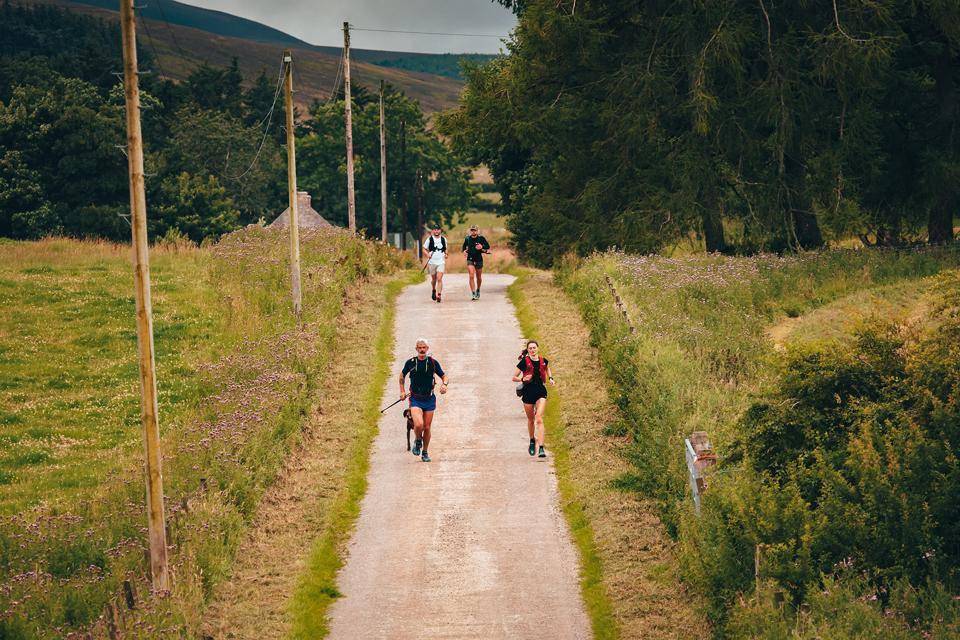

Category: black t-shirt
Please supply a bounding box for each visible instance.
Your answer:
[402,356,445,397]
[462,235,490,261]
[516,356,548,388]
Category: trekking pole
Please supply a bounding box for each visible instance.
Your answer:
[380,396,404,413]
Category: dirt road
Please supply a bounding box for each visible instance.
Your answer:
[328,273,590,639]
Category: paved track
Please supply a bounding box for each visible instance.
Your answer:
[328,273,590,639]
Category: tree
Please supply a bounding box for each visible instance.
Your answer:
[450,0,958,265]
[299,87,472,236]
[0,150,57,239]
[154,172,239,242]
[0,74,128,239]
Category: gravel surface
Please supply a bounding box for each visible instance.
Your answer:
[328,273,590,639]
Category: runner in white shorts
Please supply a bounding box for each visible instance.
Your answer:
[423,224,447,304]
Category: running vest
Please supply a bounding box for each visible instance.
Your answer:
[427,236,446,253]
[521,356,548,381]
[408,356,436,397]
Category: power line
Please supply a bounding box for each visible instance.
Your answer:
[229,56,286,180]
[327,49,344,103]
[154,0,191,64]
[349,26,507,38]
[136,10,168,79]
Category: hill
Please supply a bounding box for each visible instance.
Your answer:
[18,0,469,112]
[68,0,498,79]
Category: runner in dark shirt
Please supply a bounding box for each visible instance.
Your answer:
[461,225,490,300]
[511,340,555,458]
[399,338,449,462]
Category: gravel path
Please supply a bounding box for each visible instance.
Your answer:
[328,273,590,639]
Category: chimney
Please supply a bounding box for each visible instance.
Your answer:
[297,191,311,211]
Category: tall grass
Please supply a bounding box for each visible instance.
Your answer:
[0,230,409,638]
[557,245,960,636]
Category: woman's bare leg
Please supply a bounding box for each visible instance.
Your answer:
[523,402,536,439]
[534,398,547,446]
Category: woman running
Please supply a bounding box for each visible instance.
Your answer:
[512,340,555,458]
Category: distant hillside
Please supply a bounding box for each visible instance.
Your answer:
[368,53,496,80]
[20,0,468,112]
[69,0,496,79]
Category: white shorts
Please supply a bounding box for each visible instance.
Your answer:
[427,263,445,275]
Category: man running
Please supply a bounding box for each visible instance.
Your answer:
[423,224,447,303]
[461,224,490,300]
[399,338,449,462]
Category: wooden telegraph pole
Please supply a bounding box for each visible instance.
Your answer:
[343,21,357,233]
[416,168,424,262]
[282,50,303,318]
[119,0,169,593]
[379,79,388,243]
[399,118,407,250]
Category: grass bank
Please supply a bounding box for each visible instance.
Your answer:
[0,230,410,638]
[287,272,419,639]
[508,268,707,639]
[557,246,960,637]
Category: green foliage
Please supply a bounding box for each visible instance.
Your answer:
[447,1,960,265]
[0,2,470,244]
[155,172,240,242]
[560,249,960,636]
[300,87,473,235]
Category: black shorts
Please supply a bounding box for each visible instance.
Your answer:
[521,384,547,405]
[467,258,484,269]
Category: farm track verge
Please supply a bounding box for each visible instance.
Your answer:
[508,268,708,640]
[202,271,417,639]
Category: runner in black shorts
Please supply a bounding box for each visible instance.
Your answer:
[461,225,490,301]
[512,340,555,458]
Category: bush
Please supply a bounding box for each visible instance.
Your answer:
[559,249,960,637]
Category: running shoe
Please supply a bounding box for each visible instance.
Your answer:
[471,291,478,301]
[412,438,422,456]
[431,288,436,301]
[538,446,546,458]
[436,293,442,303]
[421,451,431,462]
[476,290,481,299]
[529,439,536,456]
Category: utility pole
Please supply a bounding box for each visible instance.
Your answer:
[283,50,302,318]
[119,0,169,593]
[379,79,388,243]
[416,168,424,262]
[343,21,357,233]
[399,118,407,250]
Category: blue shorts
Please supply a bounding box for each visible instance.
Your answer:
[409,395,437,412]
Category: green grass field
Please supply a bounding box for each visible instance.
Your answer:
[0,240,224,514]
[0,231,409,638]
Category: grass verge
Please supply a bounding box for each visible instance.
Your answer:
[288,271,421,639]
[0,231,410,638]
[508,267,708,639]
[507,268,616,640]
[557,246,960,637]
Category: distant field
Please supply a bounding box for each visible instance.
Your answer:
[443,211,513,272]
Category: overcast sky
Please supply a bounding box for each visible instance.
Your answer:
[180,0,516,54]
